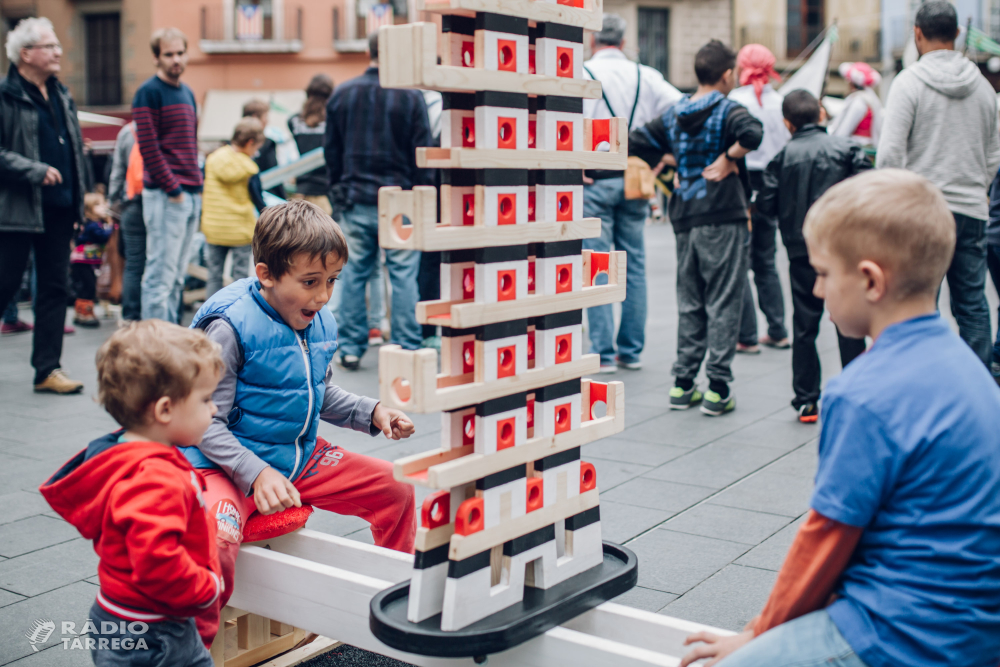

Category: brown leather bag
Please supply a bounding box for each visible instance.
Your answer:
[624,156,656,200]
[96,227,124,303]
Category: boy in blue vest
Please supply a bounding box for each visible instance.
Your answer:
[630,40,763,415]
[680,170,1000,667]
[185,199,417,644]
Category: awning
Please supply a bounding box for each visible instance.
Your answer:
[78,110,131,155]
[198,89,307,144]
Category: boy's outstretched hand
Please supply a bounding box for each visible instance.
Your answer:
[252,466,302,515]
[373,403,415,440]
[679,629,753,667]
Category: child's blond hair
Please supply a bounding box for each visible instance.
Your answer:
[803,169,956,299]
[96,320,224,429]
[84,192,106,221]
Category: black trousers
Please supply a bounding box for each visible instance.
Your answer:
[70,263,97,301]
[418,250,441,339]
[789,256,867,408]
[0,208,75,384]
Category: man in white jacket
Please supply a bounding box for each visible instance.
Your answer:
[877,0,1000,366]
[581,14,681,373]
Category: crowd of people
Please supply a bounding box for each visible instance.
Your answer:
[2,1,1000,666]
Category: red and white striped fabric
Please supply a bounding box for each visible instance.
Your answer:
[236,4,264,40]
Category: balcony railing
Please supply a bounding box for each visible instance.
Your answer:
[332,5,369,53]
[738,24,880,64]
[200,3,303,53]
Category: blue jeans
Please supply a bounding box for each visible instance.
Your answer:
[141,189,201,323]
[716,610,868,667]
[986,243,1000,365]
[88,601,213,667]
[582,177,649,365]
[336,204,421,358]
[119,198,145,321]
[944,213,991,365]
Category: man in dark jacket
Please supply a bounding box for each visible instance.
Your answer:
[0,17,87,394]
[630,40,762,416]
[757,90,870,421]
[324,32,432,370]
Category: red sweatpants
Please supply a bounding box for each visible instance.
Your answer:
[194,437,415,645]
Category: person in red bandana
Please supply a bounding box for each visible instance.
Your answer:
[830,62,883,149]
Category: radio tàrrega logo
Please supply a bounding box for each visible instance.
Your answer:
[25,619,56,652]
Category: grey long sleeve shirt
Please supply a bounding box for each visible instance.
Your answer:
[199,318,381,495]
[107,122,135,205]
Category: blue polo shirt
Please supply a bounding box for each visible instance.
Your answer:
[813,314,1000,667]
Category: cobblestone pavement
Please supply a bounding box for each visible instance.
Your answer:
[0,223,993,665]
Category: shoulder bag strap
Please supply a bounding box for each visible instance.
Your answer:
[628,62,641,130]
[583,64,618,119]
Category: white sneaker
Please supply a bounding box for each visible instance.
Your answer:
[598,363,618,374]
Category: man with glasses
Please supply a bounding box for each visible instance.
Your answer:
[0,17,87,394]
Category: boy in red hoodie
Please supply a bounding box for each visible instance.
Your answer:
[41,320,225,666]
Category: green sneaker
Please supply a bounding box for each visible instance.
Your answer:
[669,385,703,410]
[700,389,735,416]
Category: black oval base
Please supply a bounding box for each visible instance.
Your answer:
[369,541,637,658]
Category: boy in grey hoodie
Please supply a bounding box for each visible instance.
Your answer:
[876,0,1000,366]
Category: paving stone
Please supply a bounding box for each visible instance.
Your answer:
[661,504,792,546]
[600,477,714,514]
[642,441,785,490]
[7,644,95,666]
[590,459,653,492]
[0,516,81,558]
[583,437,688,467]
[735,515,808,571]
[660,564,778,632]
[0,588,25,608]
[305,509,371,537]
[0,492,53,527]
[597,500,673,544]
[344,528,376,545]
[626,529,749,595]
[715,418,818,453]
[709,471,814,517]
[611,586,678,613]
[0,581,98,663]
[621,410,759,449]
[764,442,819,478]
[0,455,68,495]
[0,539,99,597]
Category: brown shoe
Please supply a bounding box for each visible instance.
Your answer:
[73,299,100,328]
[34,369,84,394]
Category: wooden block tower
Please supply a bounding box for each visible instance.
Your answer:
[371,0,634,648]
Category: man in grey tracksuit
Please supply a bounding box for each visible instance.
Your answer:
[877,0,1000,366]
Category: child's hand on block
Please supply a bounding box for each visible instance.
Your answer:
[373,403,415,440]
[252,467,302,515]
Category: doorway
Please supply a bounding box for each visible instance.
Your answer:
[85,13,122,106]
[638,7,670,79]
[786,0,824,58]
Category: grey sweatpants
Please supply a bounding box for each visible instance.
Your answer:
[672,223,749,383]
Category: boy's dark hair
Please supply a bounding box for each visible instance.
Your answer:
[694,40,736,85]
[915,1,958,42]
[253,199,349,280]
[242,99,269,120]
[368,31,379,60]
[782,90,821,130]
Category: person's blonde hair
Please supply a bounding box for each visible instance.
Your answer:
[83,192,106,221]
[803,169,956,299]
[232,116,264,147]
[150,27,187,57]
[96,320,224,429]
[253,199,348,279]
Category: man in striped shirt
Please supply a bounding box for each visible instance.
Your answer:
[132,28,202,323]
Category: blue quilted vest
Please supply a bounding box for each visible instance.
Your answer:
[182,278,339,482]
[664,91,738,202]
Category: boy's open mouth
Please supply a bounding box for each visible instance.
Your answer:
[301,309,316,320]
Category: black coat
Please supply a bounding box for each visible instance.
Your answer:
[757,124,871,259]
[0,64,86,233]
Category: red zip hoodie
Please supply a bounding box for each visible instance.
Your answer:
[40,432,222,622]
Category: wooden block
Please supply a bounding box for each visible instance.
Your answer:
[257,637,342,667]
[394,381,624,489]
[379,344,598,413]
[417,0,603,31]
[448,489,599,560]
[378,23,602,98]
[417,146,626,170]
[416,251,626,327]
[237,613,270,650]
[415,522,456,551]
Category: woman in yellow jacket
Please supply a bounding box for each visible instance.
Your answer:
[201,117,264,297]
